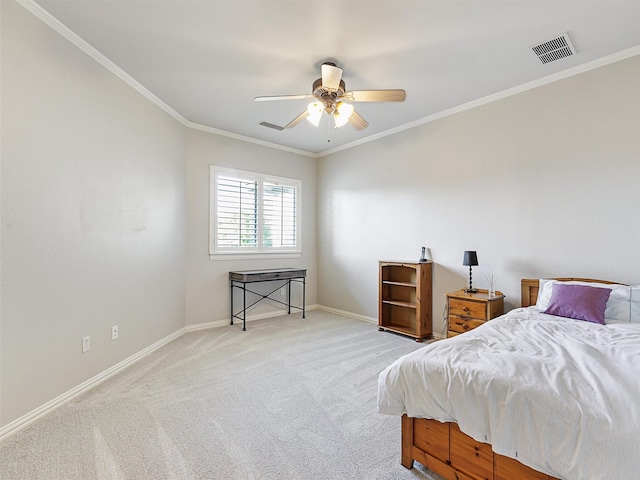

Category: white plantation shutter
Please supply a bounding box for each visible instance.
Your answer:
[263,182,297,248]
[216,175,258,248]
[210,167,301,257]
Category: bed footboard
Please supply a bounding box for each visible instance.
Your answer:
[402,416,560,480]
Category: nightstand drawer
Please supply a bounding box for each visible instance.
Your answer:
[449,315,485,334]
[449,299,487,320]
[446,289,504,337]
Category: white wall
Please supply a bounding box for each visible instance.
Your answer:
[1,2,187,426]
[0,1,316,431]
[317,55,640,334]
[2,0,638,435]
[184,129,317,327]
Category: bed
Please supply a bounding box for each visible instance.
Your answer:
[378,278,640,480]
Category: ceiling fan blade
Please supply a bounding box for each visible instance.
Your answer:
[254,94,313,102]
[348,110,369,130]
[345,89,406,102]
[321,63,343,90]
[284,110,309,129]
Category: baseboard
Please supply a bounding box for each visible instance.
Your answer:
[0,305,320,441]
[0,327,185,442]
[184,304,319,332]
[315,305,445,340]
[1,303,430,441]
[315,305,377,324]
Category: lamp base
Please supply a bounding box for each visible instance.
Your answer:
[464,288,478,293]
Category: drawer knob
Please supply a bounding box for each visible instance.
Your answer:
[462,307,470,313]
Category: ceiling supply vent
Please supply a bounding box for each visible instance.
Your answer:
[259,121,284,131]
[531,32,577,64]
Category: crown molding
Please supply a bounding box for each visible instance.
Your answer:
[186,121,318,158]
[16,0,640,160]
[319,45,640,157]
[15,0,320,158]
[16,0,190,125]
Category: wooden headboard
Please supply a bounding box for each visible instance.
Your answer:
[521,278,623,307]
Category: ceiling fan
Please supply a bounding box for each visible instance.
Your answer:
[255,62,406,131]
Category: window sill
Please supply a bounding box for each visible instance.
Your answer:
[209,252,302,261]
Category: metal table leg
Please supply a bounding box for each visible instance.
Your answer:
[242,283,247,331]
[230,280,234,325]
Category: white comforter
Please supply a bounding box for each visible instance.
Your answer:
[377,307,640,480]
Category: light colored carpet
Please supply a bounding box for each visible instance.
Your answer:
[0,310,445,480]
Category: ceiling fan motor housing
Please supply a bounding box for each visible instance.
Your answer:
[312,77,346,95]
[312,77,346,113]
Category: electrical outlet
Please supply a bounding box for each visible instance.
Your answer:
[111,325,119,340]
[82,336,91,353]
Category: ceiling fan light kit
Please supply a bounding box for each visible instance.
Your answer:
[334,101,354,128]
[306,101,323,127]
[255,61,406,131]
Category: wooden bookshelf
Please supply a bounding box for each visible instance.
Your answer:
[379,261,433,341]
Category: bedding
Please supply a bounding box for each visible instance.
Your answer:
[377,307,640,479]
[631,285,640,322]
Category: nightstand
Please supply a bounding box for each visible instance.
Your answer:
[446,289,504,338]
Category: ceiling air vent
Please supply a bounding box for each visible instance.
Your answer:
[259,121,284,131]
[531,32,577,64]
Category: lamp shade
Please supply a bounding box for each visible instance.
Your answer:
[463,251,478,267]
[321,63,343,90]
[334,101,354,128]
[306,102,323,127]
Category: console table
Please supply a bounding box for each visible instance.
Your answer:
[229,268,307,331]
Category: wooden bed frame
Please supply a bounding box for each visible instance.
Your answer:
[401,277,620,480]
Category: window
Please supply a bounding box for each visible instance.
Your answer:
[210,167,301,258]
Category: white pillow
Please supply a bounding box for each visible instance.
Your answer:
[631,286,640,323]
[535,279,631,323]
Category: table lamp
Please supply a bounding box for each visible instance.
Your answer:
[463,251,478,293]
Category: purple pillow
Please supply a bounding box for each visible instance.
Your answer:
[543,283,612,325]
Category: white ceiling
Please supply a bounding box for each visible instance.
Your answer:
[27,0,640,156]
